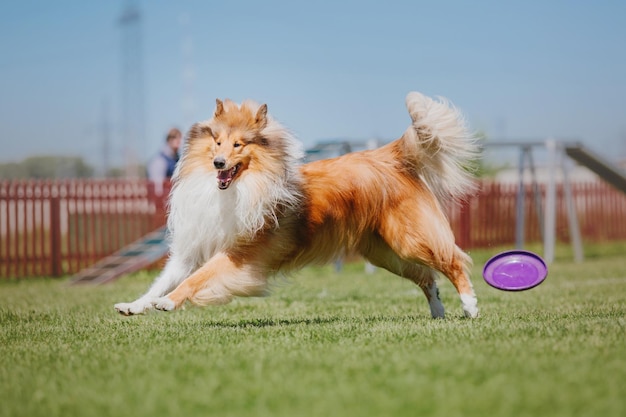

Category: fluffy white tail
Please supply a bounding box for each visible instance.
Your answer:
[402,92,478,205]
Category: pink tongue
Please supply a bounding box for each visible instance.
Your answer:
[217,170,231,180]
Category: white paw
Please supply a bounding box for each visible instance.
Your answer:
[114,299,155,316]
[463,305,479,319]
[152,296,176,312]
[460,293,479,318]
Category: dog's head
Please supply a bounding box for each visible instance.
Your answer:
[182,99,279,190]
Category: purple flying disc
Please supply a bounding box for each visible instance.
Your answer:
[482,250,547,291]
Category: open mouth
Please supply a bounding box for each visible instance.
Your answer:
[216,163,242,190]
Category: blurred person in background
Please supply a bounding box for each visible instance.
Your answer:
[147,127,182,195]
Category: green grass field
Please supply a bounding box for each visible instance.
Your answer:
[1,242,625,417]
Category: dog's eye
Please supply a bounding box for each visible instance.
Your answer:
[216,141,221,146]
[233,143,241,148]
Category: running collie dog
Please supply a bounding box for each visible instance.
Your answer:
[115,92,479,318]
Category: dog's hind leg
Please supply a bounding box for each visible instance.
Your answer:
[404,266,446,319]
[371,241,477,318]
[375,206,479,318]
[394,244,477,318]
[152,252,267,311]
[415,247,478,319]
[438,247,478,318]
[418,273,446,319]
[360,237,445,318]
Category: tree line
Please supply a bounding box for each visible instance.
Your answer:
[0,156,133,179]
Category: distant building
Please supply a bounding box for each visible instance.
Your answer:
[305,139,383,162]
[494,164,602,184]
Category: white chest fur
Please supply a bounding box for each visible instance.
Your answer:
[167,170,300,267]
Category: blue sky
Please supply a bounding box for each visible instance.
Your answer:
[1,0,625,169]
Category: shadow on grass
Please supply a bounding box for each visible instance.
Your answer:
[197,314,461,329]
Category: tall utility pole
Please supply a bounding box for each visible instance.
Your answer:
[100,98,111,177]
[119,0,145,178]
[180,13,196,131]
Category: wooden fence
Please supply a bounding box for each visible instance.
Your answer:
[449,180,626,248]
[0,180,170,278]
[1,179,625,278]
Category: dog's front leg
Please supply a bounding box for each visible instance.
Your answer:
[115,255,189,316]
[152,252,253,311]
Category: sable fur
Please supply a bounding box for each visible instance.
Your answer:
[115,92,479,318]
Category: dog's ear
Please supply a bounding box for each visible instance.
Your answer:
[187,123,213,141]
[255,104,268,129]
[215,99,224,118]
[187,123,201,141]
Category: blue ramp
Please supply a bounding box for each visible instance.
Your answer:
[70,226,169,285]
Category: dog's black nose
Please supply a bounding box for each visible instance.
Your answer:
[214,157,226,169]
